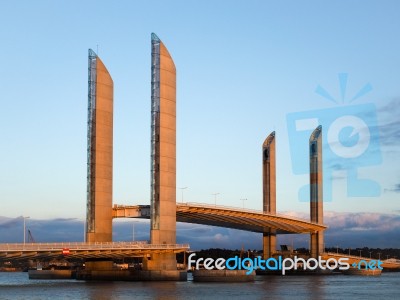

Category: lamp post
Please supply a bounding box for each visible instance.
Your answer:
[83,218,86,243]
[179,187,188,203]
[377,252,381,260]
[240,198,247,209]
[369,251,372,259]
[212,193,220,206]
[23,216,30,244]
[132,221,139,242]
[359,250,362,258]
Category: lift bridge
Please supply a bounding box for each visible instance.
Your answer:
[0,202,326,261]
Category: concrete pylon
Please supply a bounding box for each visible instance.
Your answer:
[309,126,324,258]
[144,33,177,271]
[86,49,113,243]
[262,131,276,259]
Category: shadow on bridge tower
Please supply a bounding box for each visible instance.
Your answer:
[309,126,324,258]
[262,131,276,259]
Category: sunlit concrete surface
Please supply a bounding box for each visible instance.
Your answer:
[146,33,177,271]
[86,49,114,243]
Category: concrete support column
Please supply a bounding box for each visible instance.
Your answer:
[263,233,276,259]
[309,126,324,258]
[262,132,276,258]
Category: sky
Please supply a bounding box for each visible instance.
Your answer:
[0,0,399,236]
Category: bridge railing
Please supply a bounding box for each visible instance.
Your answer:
[324,252,400,264]
[0,242,190,251]
[324,251,373,260]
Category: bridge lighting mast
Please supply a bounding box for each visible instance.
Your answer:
[23,216,30,245]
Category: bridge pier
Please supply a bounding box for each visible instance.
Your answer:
[262,132,276,259]
[309,126,324,258]
[263,233,276,259]
[143,253,177,271]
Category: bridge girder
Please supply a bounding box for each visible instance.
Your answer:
[112,203,327,234]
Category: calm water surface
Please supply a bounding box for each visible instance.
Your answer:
[0,272,399,300]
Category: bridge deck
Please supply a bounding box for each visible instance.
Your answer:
[322,252,400,270]
[0,242,189,261]
[113,203,327,234]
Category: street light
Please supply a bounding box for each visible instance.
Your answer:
[240,198,247,209]
[359,250,362,258]
[83,218,86,243]
[179,187,188,203]
[369,251,372,259]
[212,193,220,206]
[377,252,381,260]
[23,216,30,244]
[132,221,139,241]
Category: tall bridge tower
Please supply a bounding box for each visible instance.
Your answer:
[144,33,177,271]
[86,49,114,243]
[309,126,324,258]
[262,131,276,258]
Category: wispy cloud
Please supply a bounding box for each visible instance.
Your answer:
[378,98,400,147]
[0,216,23,229]
[378,98,400,114]
[385,183,400,193]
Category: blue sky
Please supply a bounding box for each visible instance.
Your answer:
[1,0,399,222]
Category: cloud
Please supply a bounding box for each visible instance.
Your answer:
[320,211,400,248]
[378,98,400,114]
[0,216,24,229]
[377,98,400,147]
[50,218,79,222]
[322,211,400,231]
[274,211,400,248]
[378,120,400,147]
[385,183,400,193]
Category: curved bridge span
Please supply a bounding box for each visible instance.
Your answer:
[112,203,327,234]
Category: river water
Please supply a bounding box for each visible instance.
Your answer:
[0,272,398,299]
